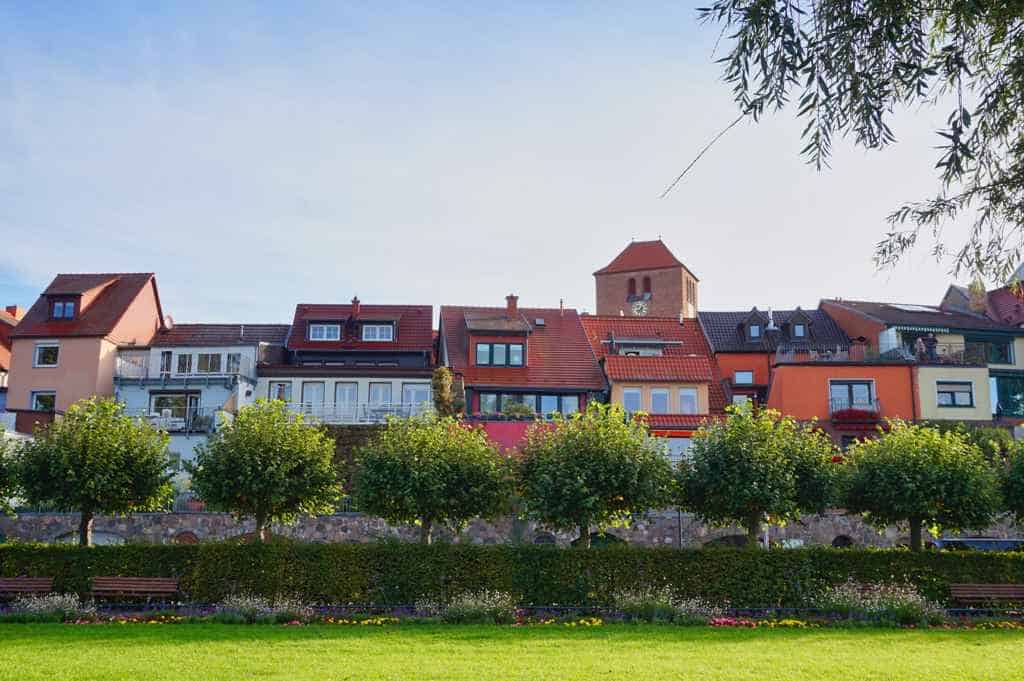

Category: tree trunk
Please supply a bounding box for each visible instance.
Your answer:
[419,518,433,545]
[908,517,923,552]
[577,523,591,549]
[254,511,269,543]
[745,513,762,548]
[78,510,94,547]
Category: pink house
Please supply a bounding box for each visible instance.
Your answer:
[7,273,164,432]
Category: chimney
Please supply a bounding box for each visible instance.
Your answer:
[679,312,685,326]
[559,298,565,317]
[164,315,175,330]
[505,294,518,319]
[351,296,361,317]
[4,305,24,320]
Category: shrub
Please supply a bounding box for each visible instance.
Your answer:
[613,586,725,624]
[6,593,96,622]
[215,594,314,624]
[432,590,518,625]
[814,579,947,626]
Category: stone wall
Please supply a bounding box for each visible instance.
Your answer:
[2,510,1018,548]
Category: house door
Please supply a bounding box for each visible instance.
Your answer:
[301,382,325,416]
[334,382,358,421]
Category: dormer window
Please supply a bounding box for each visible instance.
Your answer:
[793,323,806,338]
[309,323,341,341]
[362,324,394,341]
[51,300,75,320]
[749,324,761,339]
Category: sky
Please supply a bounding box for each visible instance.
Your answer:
[0,2,987,323]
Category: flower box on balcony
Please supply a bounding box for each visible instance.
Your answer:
[831,407,879,422]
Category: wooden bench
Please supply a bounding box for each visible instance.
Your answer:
[0,577,54,599]
[91,577,179,602]
[950,583,1024,606]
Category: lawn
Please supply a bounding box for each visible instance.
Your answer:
[1,624,1023,681]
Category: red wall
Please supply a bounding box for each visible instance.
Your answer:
[766,364,916,421]
[714,352,772,386]
[820,301,887,349]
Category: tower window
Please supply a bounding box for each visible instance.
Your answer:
[627,278,636,297]
[642,276,651,295]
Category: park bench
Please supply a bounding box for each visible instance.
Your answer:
[91,576,179,602]
[949,584,1024,606]
[0,577,54,599]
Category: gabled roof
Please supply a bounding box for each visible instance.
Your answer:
[984,286,1024,326]
[698,308,849,353]
[286,303,433,352]
[823,299,1024,334]
[441,305,606,391]
[593,239,698,279]
[154,323,291,347]
[12,273,162,339]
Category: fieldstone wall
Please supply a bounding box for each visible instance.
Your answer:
[2,510,1019,548]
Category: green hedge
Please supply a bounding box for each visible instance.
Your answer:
[2,543,1022,606]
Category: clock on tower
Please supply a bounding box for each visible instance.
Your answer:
[631,300,649,316]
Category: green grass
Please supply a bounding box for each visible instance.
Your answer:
[1,624,1023,681]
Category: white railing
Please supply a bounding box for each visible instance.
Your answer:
[284,402,432,424]
[115,354,255,381]
[123,407,230,434]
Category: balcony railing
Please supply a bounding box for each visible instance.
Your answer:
[284,402,432,424]
[115,354,256,381]
[829,398,881,421]
[905,342,990,366]
[124,407,226,434]
[775,344,913,363]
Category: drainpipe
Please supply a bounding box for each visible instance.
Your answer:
[909,364,919,421]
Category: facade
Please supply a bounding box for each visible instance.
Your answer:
[0,305,24,411]
[6,273,164,432]
[594,239,699,318]
[821,299,1024,423]
[113,323,290,464]
[439,295,606,421]
[580,314,726,463]
[255,298,435,423]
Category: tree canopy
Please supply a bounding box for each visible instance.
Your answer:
[352,414,510,544]
[517,402,673,548]
[696,1,1024,281]
[188,400,340,541]
[0,431,17,516]
[845,420,1003,551]
[677,405,839,546]
[18,397,173,545]
[1004,444,1024,524]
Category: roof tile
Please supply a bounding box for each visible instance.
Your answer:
[287,303,434,353]
[593,239,697,279]
[698,308,849,353]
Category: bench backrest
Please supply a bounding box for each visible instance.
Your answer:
[91,577,179,595]
[0,577,55,594]
[950,584,1024,601]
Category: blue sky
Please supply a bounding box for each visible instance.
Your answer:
[0,2,979,323]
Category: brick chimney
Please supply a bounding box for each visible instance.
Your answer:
[351,296,361,317]
[505,294,519,319]
[4,305,25,320]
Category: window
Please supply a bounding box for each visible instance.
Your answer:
[987,340,1013,364]
[362,324,394,341]
[159,351,172,377]
[226,353,241,374]
[269,381,292,401]
[830,380,874,410]
[301,381,325,406]
[560,395,579,414]
[309,323,341,341]
[33,343,59,367]
[686,279,696,304]
[369,382,392,405]
[403,383,431,405]
[665,438,692,467]
[519,395,537,413]
[335,382,358,405]
[150,394,198,419]
[176,354,192,374]
[475,343,524,367]
[642,276,652,294]
[51,300,75,319]
[732,394,752,406]
[679,388,698,414]
[476,343,491,365]
[992,374,1024,416]
[508,344,524,366]
[30,391,56,411]
[793,323,806,338]
[650,389,670,414]
[196,353,222,373]
[539,395,560,415]
[937,381,974,407]
[622,388,642,413]
[749,324,761,339]
[480,393,498,414]
[734,370,754,385]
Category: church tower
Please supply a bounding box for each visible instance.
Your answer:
[593,239,698,318]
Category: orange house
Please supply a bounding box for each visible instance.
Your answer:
[7,273,164,431]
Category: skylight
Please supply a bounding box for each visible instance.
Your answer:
[888,304,941,313]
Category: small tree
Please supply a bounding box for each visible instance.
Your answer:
[0,431,16,515]
[517,402,673,548]
[1001,444,1024,525]
[188,400,340,541]
[18,397,173,546]
[845,421,1003,551]
[431,367,456,417]
[352,414,510,544]
[677,405,839,547]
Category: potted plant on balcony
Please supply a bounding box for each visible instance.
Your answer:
[831,407,878,422]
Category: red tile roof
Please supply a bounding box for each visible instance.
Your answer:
[0,311,16,372]
[286,303,434,352]
[155,323,291,347]
[986,286,1024,326]
[440,305,606,390]
[12,273,161,339]
[593,239,697,279]
[646,414,721,429]
[604,355,713,382]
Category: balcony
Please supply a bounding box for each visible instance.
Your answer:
[115,354,256,382]
[283,402,432,424]
[125,407,226,434]
[905,342,990,367]
[775,344,912,364]
[829,398,881,422]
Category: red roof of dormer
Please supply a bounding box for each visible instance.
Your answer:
[286,303,434,352]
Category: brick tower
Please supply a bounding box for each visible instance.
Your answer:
[594,239,698,318]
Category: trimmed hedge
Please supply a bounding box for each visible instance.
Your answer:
[2,543,1022,606]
